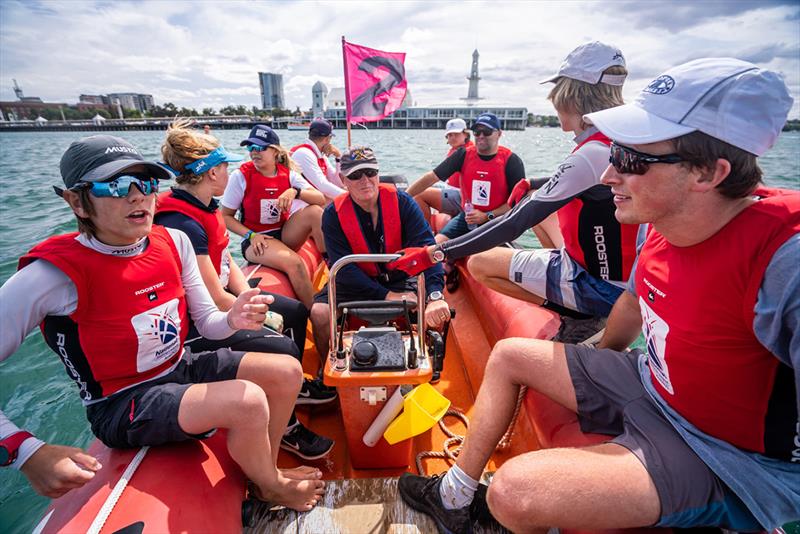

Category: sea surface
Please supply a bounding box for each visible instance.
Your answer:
[0,127,798,532]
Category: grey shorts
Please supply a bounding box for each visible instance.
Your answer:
[565,345,760,530]
[440,187,462,216]
[86,346,245,449]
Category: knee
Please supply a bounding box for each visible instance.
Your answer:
[237,380,270,424]
[275,355,304,391]
[487,459,546,530]
[487,338,547,376]
[467,252,490,281]
[310,303,330,331]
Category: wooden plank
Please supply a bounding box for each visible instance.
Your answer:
[245,477,511,534]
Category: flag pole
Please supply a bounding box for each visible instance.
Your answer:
[341,36,353,148]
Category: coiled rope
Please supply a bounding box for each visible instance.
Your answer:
[415,385,528,475]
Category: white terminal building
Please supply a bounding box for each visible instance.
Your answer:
[317,49,527,130]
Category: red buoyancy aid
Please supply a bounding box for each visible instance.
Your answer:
[445,140,474,188]
[459,145,511,212]
[635,187,800,453]
[334,184,402,277]
[557,131,638,281]
[239,160,291,233]
[291,144,328,185]
[18,225,189,398]
[157,190,231,287]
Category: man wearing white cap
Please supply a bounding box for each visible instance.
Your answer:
[412,118,473,223]
[397,58,798,533]
[392,42,639,344]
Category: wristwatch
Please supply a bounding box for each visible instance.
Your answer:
[487,211,495,220]
[432,246,445,263]
[293,186,302,198]
[427,290,444,302]
[0,431,33,467]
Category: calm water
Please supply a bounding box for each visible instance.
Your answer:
[0,128,798,532]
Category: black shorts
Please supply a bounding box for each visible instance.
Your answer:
[241,228,283,257]
[565,345,760,530]
[86,347,244,449]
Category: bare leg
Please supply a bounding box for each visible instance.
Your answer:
[310,302,331,362]
[414,188,444,224]
[247,239,315,308]
[282,205,326,254]
[454,338,576,481]
[467,248,546,305]
[177,352,324,511]
[531,212,563,249]
[488,444,659,532]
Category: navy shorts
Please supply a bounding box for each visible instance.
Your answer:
[565,345,761,530]
[438,211,478,239]
[86,347,244,449]
[241,228,283,258]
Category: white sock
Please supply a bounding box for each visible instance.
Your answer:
[438,464,479,510]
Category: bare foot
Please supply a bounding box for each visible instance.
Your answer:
[280,466,322,480]
[255,476,325,512]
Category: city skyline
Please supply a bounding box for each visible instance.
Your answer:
[1,0,798,118]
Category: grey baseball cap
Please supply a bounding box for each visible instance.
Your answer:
[59,135,173,190]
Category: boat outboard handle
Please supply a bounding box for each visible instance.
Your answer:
[328,254,426,369]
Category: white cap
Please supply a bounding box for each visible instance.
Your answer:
[584,58,794,156]
[445,118,467,135]
[540,41,626,86]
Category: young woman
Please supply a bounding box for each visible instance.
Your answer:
[221,125,326,309]
[412,118,473,223]
[156,121,335,460]
[1,135,324,511]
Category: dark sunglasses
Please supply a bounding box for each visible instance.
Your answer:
[346,168,379,181]
[473,128,495,137]
[75,174,160,198]
[609,142,684,175]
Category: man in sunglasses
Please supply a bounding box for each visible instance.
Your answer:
[309,146,449,365]
[0,136,325,511]
[397,59,798,533]
[406,112,525,242]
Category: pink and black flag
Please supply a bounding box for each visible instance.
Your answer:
[342,38,407,123]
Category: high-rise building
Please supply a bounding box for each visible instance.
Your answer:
[311,81,328,118]
[259,72,285,110]
[106,93,154,113]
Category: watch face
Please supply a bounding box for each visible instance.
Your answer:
[433,249,445,262]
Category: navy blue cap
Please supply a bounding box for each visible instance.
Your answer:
[309,118,334,137]
[240,124,280,147]
[473,112,501,131]
[59,135,173,189]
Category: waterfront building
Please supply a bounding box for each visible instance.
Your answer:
[79,94,106,105]
[259,72,285,110]
[464,49,482,102]
[312,81,328,118]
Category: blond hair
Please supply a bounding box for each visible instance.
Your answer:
[268,143,301,173]
[548,65,626,125]
[161,119,220,185]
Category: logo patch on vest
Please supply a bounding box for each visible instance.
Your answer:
[640,298,673,394]
[131,298,182,372]
[148,292,158,302]
[260,199,281,224]
[471,179,491,207]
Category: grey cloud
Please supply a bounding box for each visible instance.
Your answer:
[615,0,799,32]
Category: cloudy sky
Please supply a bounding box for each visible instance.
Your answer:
[1,0,798,117]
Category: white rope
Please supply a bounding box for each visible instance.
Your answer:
[86,446,149,534]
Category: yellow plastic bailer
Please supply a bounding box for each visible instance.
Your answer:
[383,383,451,445]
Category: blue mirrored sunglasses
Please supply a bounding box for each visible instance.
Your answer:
[79,175,160,198]
[246,144,268,152]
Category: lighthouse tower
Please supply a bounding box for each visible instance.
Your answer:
[463,50,483,102]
